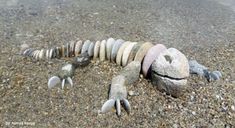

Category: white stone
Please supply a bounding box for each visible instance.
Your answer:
[99,40,106,61]
[93,41,101,59]
[121,42,137,66]
[106,38,115,61]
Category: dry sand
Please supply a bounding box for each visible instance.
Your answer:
[0,0,234,127]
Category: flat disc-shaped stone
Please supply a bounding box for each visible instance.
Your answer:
[142,44,167,77]
[49,48,54,59]
[93,41,101,59]
[106,38,115,61]
[88,42,94,57]
[122,42,137,66]
[127,43,142,63]
[34,50,40,60]
[31,50,37,58]
[116,41,131,65]
[111,39,124,62]
[65,43,70,57]
[75,40,83,56]
[134,42,154,62]
[81,40,91,54]
[69,41,75,56]
[61,45,65,57]
[116,41,130,65]
[99,40,106,61]
[39,49,45,60]
[46,49,50,59]
[56,46,61,58]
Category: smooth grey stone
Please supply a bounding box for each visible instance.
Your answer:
[209,71,222,81]
[75,40,83,56]
[189,60,208,77]
[111,39,124,62]
[106,38,115,61]
[212,71,222,78]
[81,40,91,54]
[88,42,94,57]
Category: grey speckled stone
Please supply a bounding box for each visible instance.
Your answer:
[152,73,187,97]
[111,39,124,62]
[151,48,189,97]
[152,48,189,78]
[127,43,142,64]
[120,61,141,85]
[81,40,91,54]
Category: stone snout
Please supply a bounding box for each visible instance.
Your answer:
[151,48,189,98]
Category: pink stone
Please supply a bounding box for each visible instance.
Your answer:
[142,44,167,77]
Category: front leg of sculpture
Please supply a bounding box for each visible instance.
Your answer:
[48,52,91,89]
[48,63,75,89]
[101,75,130,116]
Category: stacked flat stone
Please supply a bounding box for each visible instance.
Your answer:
[22,38,172,79]
[22,38,159,70]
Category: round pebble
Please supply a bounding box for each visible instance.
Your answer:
[122,42,137,66]
[142,44,167,77]
[81,40,91,54]
[88,42,95,57]
[93,41,101,59]
[99,40,106,61]
[116,41,131,65]
[75,40,83,56]
[106,38,115,61]
[134,42,154,62]
[111,39,124,62]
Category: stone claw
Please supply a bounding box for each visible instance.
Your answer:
[101,98,130,116]
[48,76,73,89]
[48,76,61,89]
